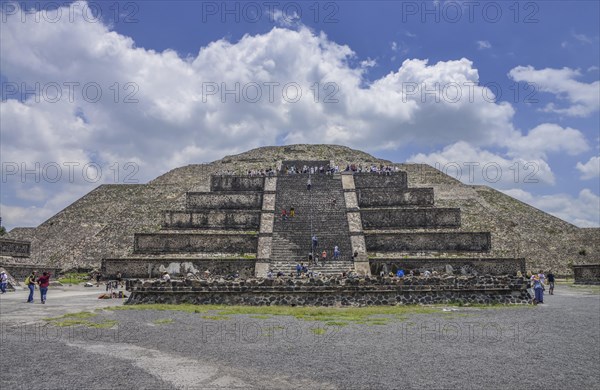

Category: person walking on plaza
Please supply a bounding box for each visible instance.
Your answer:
[0,271,7,294]
[25,271,37,303]
[37,272,51,304]
[547,270,555,295]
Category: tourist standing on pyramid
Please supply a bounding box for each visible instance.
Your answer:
[307,177,312,190]
[333,246,340,260]
[37,272,51,304]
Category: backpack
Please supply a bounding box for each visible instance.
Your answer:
[24,276,30,285]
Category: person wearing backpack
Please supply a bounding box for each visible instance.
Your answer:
[37,272,51,304]
[25,271,37,303]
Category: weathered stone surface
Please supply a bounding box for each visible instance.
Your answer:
[102,258,255,279]
[346,212,363,233]
[357,188,434,207]
[361,208,461,229]
[134,233,258,254]
[6,145,598,276]
[365,232,491,252]
[353,172,408,189]
[163,210,260,229]
[0,238,31,257]
[210,176,265,191]
[0,264,61,279]
[573,264,600,285]
[126,275,529,306]
[186,192,263,210]
[369,257,525,276]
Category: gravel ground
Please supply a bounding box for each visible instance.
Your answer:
[1,284,598,389]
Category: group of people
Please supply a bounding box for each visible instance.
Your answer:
[281,207,295,220]
[528,270,555,304]
[23,271,51,304]
[214,162,403,177]
[309,236,342,263]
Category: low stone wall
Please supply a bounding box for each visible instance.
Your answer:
[126,275,529,306]
[186,192,263,210]
[0,264,62,279]
[102,258,256,279]
[0,238,31,257]
[210,176,265,192]
[163,210,261,229]
[361,208,461,229]
[134,233,259,254]
[573,264,600,285]
[357,188,434,207]
[353,172,408,189]
[370,258,525,276]
[365,232,491,252]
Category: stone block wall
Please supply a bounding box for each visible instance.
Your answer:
[357,188,434,207]
[361,208,461,229]
[102,258,256,279]
[365,232,491,252]
[573,264,600,285]
[369,258,525,276]
[353,172,408,189]
[134,233,258,254]
[163,210,261,229]
[125,275,529,306]
[0,264,62,279]
[186,192,263,210]
[210,176,265,192]
[0,238,31,257]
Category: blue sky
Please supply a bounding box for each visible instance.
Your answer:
[1,0,599,229]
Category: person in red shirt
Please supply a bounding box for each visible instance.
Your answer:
[37,272,51,304]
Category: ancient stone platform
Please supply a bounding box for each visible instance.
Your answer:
[104,160,526,289]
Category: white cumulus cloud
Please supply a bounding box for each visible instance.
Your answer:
[508,65,600,117]
[576,156,600,180]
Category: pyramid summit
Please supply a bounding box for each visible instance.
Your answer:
[4,144,598,278]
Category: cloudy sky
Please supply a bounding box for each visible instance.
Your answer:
[1,0,599,230]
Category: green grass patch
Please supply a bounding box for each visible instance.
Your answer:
[152,318,174,325]
[311,327,327,335]
[87,320,118,329]
[201,315,230,321]
[324,321,349,327]
[249,315,272,319]
[44,311,117,328]
[109,303,524,327]
[57,272,89,285]
[44,311,97,321]
[110,304,213,314]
